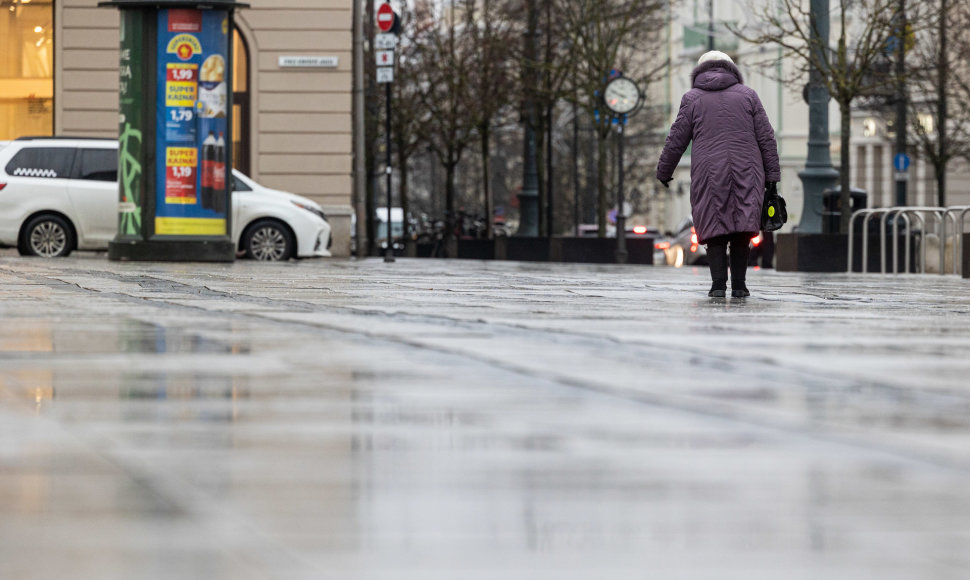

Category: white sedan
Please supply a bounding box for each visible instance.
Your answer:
[0,138,331,261]
[230,170,332,260]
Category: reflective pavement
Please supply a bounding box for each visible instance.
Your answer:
[1,253,970,579]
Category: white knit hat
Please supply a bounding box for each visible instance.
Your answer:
[697,50,735,65]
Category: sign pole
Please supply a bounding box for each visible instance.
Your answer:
[384,80,394,263]
[376,2,396,262]
[616,121,627,264]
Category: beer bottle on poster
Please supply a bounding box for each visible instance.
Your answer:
[214,132,226,213]
[201,131,216,210]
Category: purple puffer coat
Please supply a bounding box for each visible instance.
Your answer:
[656,60,780,244]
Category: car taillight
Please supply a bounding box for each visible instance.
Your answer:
[690,227,699,253]
[654,241,670,250]
[0,183,6,192]
[751,234,762,246]
[632,225,647,235]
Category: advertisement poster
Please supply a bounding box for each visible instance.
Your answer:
[155,8,228,236]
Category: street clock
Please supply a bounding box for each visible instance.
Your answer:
[603,76,641,116]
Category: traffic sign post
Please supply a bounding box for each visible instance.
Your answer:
[376,2,394,33]
[894,153,910,173]
[375,33,397,50]
[376,2,396,262]
[376,67,393,83]
[894,153,910,184]
[376,50,394,66]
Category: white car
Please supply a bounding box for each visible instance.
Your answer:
[0,137,331,261]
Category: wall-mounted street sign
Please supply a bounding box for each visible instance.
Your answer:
[375,33,397,50]
[376,67,394,84]
[376,50,394,67]
[278,55,338,68]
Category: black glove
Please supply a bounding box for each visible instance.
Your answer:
[765,181,778,198]
[658,177,672,189]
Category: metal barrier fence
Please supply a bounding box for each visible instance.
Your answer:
[848,206,970,275]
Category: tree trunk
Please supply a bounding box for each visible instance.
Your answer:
[536,112,547,237]
[397,149,410,242]
[596,132,609,237]
[839,102,852,234]
[445,153,457,250]
[481,124,493,240]
[937,0,948,207]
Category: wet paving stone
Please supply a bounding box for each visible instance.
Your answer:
[1,254,970,579]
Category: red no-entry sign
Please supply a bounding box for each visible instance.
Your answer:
[377,3,394,33]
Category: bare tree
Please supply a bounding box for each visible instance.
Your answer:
[906,0,970,205]
[391,3,431,240]
[557,0,668,237]
[410,1,481,249]
[733,0,898,233]
[955,1,970,168]
[465,0,517,239]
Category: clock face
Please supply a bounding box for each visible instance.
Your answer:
[604,77,640,115]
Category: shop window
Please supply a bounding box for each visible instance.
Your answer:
[0,0,54,140]
[232,29,250,175]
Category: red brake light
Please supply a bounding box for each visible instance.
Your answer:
[632,225,648,235]
[690,227,698,245]
[654,241,670,250]
[751,234,762,247]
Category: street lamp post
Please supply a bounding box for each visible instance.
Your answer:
[516,0,540,237]
[894,0,908,207]
[602,74,644,264]
[797,0,840,233]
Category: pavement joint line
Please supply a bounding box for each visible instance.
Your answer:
[13,262,970,472]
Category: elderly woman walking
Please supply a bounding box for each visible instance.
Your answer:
[656,51,780,298]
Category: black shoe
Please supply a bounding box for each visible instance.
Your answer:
[709,286,726,298]
[731,286,750,298]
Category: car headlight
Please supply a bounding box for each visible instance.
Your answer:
[291,201,328,222]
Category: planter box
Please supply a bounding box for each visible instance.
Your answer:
[457,239,496,260]
[557,237,615,263]
[418,236,655,265]
[506,237,550,262]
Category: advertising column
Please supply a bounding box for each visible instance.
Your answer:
[118,10,146,238]
[156,8,229,236]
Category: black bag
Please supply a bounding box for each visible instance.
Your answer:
[762,193,788,232]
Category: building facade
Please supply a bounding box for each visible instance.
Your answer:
[1,0,355,255]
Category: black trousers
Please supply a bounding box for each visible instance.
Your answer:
[706,232,756,284]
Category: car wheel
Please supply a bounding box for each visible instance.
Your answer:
[20,214,74,258]
[243,219,294,261]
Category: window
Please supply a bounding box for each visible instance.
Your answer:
[0,0,54,140]
[77,149,118,182]
[5,147,75,179]
[231,175,251,191]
